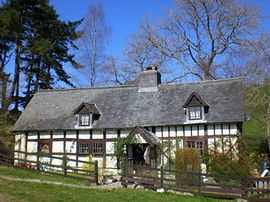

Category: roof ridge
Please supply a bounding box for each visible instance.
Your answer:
[161,77,244,87]
[37,84,138,92]
[37,77,244,93]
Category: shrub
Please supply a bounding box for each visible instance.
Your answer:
[174,148,200,184]
[174,147,200,172]
[208,153,253,177]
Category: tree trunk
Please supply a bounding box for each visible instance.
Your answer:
[0,73,8,111]
[14,44,21,110]
[3,41,22,112]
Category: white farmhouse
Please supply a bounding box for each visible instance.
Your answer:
[13,66,245,173]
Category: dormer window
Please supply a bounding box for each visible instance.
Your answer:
[80,114,91,126]
[189,106,202,120]
[73,102,101,128]
[183,92,209,122]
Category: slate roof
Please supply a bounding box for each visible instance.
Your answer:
[13,77,245,132]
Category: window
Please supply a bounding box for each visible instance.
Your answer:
[78,141,104,156]
[189,106,202,120]
[80,114,91,126]
[39,140,51,154]
[93,142,103,155]
[79,143,89,154]
[186,139,204,155]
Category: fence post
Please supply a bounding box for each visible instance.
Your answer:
[63,154,67,176]
[241,178,247,199]
[160,166,164,189]
[94,160,98,186]
[198,172,201,193]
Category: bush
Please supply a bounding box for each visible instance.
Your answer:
[175,147,200,172]
[174,148,200,184]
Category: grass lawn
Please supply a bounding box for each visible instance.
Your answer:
[0,165,235,202]
[0,165,92,186]
[0,180,234,202]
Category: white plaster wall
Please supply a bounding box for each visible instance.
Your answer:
[208,138,215,150]
[106,142,114,154]
[66,155,77,167]
[230,124,237,134]
[28,134,38,140]
[28,132,37,136]
[27,141,38,153]
[92,157,103,168]
[66,131,76,139]
[176,126,184,137]
[208,125,214,136]
[92,130,103,139]
[106,156,117,169]
[231,137,238,145]
[52,141,64,153]
[27,155,37,162]
[184,125,191,137]
[170,126,176,137]
[53,131,64,139]
[106,130,117,139]
[156,127,162,138]
[163,126,169,137]
[51,155,63,166]
[215,137,223,153]
[66,141,76,153]
[120,129,130,138]
[15,133,26,151]
[79,130,90,139]
[215,124,222,135]
[199,125,204,136]
[191,125,198,136]
[223,124,230,135]
[40,131,50,139]
[78,156,89,162]
[223,137,231,152]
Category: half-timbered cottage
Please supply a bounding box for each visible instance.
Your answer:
[13,67,245,174]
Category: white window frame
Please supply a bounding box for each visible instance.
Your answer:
[188,106,202,120]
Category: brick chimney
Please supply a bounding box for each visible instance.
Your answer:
[138,66,161,92]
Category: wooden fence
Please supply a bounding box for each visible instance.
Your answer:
[0,146,99,185]
[121,163,270,201]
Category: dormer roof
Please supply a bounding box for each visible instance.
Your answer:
[183,92,209,108]
[73,102,100,114]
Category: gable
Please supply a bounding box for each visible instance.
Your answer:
[183,92,208,108]
[73,103,100,115]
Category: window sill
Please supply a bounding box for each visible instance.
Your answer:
[75,125,93,129]
[184,119,207,124]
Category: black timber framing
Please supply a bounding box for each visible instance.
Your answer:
[76,130,79,167]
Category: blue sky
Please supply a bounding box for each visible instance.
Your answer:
[5,0,270,87]
[51,0,270,59]
[51,0,174,57]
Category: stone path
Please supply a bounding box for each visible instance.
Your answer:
[0,175,123,190]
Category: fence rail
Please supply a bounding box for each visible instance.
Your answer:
[0,146,98,185]
[121,163,270,201]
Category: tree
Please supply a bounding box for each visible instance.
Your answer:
[77,2,110,87]
[0,0,82,111]
[134,0,259,80]
[124,17,167,71]
[244,83,270,153]
[101,55,140,86]
[224,33,270,84]
[0,1,17,111]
